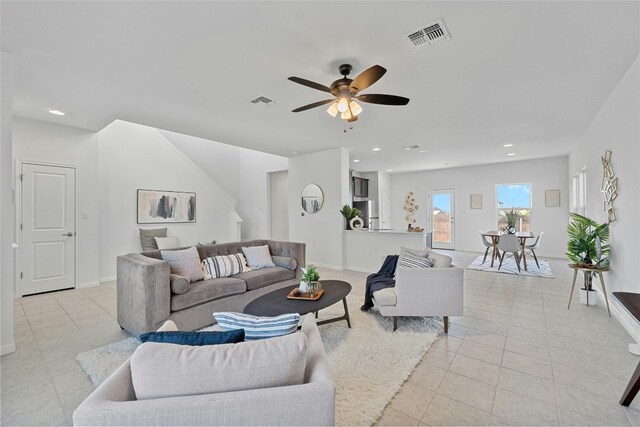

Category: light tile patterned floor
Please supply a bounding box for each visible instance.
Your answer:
[1,251,639,426]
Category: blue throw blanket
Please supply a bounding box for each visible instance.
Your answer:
[361,255,399,311]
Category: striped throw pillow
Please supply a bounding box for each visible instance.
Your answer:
[213,312,300,340]
[399,252,434,269]
[201,253,250,279]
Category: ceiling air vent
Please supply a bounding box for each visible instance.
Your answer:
[404,18,450,51]
[250,96,276,106]
[404,145,421,151]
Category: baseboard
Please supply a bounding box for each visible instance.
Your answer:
[99,276,116,283]
[344,265,375,274]
[308,262,344,271]
[77,281,100,289]
[1,342,16,355]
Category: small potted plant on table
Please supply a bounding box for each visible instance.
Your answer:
[301,265,321,296]
[566,213,610,304]
[340,205,362,230]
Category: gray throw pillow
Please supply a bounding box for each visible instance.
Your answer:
[139,228,167,251]
[161,246,204,282]
[241,245,276,269]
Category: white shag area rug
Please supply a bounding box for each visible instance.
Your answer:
[76,287,441,426]
[466,255,554,278]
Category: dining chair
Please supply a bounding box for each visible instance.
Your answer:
[525,231,544,268]
[497,233,522,272]
[478,230,493,264]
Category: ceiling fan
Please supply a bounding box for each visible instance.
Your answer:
[288,64,410,123]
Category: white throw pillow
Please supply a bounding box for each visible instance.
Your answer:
[130,332,308,400]
[201,253,251,279]
[155,236,179,250]
[241,245,276,269]
[160,246,203,282]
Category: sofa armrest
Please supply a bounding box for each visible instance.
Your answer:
[394,267,464,317]
[117,254,171,337]
[267,240,306,278]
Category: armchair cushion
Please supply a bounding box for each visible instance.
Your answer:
[130,332,308,400]
[373,288,397,306]
[400,246,452,268]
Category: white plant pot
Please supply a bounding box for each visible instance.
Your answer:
[579,289,598,306]
[299,280,309,293]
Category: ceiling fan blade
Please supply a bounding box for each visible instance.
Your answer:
[288,77,332,93]
[357,94,410,106]
[291,99,335,113]
[349,65,387,92]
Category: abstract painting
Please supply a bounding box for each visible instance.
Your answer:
[137,190,196,224]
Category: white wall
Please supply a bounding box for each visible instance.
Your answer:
[378,172,392,228]
[390,156,570,257]
[12,117,101,288]
[1,52,15,355]
[98,121,238,280]
[289,148,349,269]
[159,130,288,240]
[569,54,640,340]
[268,170,289,241]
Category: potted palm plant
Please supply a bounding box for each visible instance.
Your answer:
[505,209,519,234]
[566,213,610,304]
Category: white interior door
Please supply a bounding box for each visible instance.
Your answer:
[21,163,76,295]
[428,189,455,250]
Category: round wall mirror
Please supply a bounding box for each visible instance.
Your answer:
[301,184,324,214]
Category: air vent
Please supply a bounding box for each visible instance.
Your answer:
[404,145,421,150]
[250,96,276,106]
[404,18,450,51]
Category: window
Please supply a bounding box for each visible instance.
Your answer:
[496,183,532,232]
[571,169,587,216]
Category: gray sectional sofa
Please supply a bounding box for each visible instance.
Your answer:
[117,239,305,337]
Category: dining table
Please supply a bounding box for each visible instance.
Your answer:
[482,231,536,271]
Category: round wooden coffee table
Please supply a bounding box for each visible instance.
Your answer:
[244,280,352,328]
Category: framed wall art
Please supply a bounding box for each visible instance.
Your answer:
[137,189,196,224]
[470,194,483,209]
[545,189,560,208]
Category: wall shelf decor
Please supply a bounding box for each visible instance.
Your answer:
[545,190,561,207]
[601,149,617,222]
[137,189,196,224]
[470,194,483,209]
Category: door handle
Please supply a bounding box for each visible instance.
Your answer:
[62,232,74,237]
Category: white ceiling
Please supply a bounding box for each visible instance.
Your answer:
[2,1,639,173]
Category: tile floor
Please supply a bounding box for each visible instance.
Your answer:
[1,251,639,426]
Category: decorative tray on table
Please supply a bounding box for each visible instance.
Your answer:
[287,288,324,301]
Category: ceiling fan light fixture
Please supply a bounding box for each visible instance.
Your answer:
[341,109,353,120]
[349,100,363,116]
[326,101,339,117]
[337,97,349,113]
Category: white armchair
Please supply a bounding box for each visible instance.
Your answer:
[372,248,464,333]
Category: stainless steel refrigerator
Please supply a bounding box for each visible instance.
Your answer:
[353,201,379,229]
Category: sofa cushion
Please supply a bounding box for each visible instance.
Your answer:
[171,277,246,312]
[161,246,204,282]
[139,329,245,346]
[233,267,295,291]
[272,255,297,271]
[201,253,250,279]
[139,228,167,251]
[373,288,397,306]
[169,274,190,295]
[213,312,300,340]
[242,245,276,269]
[130,332,308,400]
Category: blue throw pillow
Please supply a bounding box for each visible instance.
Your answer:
[139,329,244,346]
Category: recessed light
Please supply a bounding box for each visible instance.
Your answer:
[419,150,427,153]
[507,153,516,156]
[372,148,381,151]
[386,169,393,172]
[503,144,513,148]
[353,159,360,163]
[49,109,65,116]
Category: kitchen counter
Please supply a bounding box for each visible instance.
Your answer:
[343,229,433,273]
[343,229,429,235]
